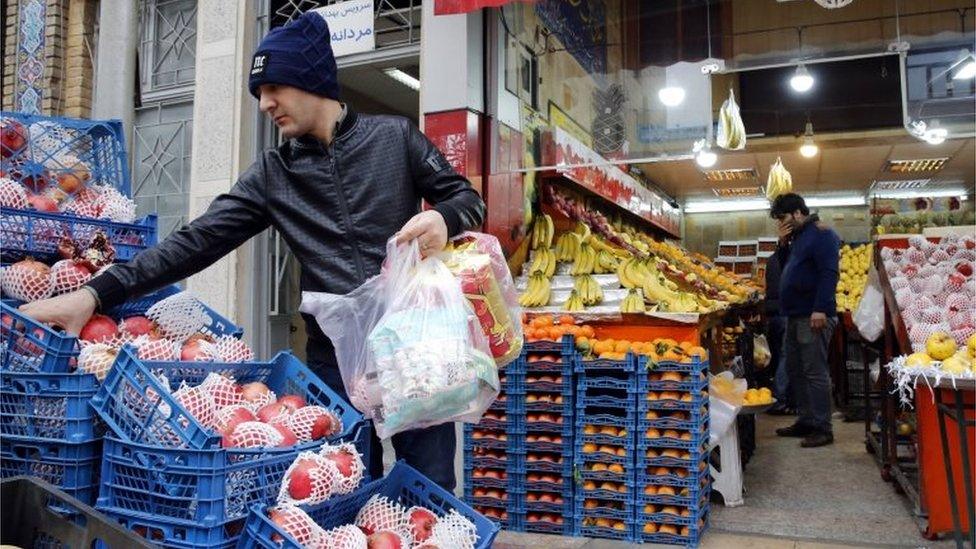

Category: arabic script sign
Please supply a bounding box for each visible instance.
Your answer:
[314,0,374,57]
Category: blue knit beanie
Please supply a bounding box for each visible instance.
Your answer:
[248,11,340,100]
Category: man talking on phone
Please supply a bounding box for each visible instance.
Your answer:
[769,193,841,447]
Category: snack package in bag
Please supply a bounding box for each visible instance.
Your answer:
[300,239,500,440]
[443,232,524,367]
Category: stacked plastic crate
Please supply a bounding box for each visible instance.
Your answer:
[573,352,640,542]
[513,336,575,535]
[462,351,525,529]
[635,355,711,546]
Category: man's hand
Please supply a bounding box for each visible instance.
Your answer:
[777,219,793,245]
[810,311,827,331]
[18,289,97,336]
[395,210,448,258]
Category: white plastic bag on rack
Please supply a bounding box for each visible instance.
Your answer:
[854,266,884,342]
[300,238,500,440]
[716,89,747,150]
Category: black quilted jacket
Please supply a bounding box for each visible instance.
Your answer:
[88,107,485,358]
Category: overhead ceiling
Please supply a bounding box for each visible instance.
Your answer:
[337,60,419,120]
[638,132,975,202]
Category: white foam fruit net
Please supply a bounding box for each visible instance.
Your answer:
[0,177,28,209]
[277,452,341,507]
[1,263,53,302]
[319,443,364,495]
[77,343,118,381]
[172,383,217,429]
[227,421,283,448]
[269,505,324,547]
[133,336,180,361]
[96,187,137,223]
[202,336,254,363]
[200,372,242,408]
[50,260,91,295]
[425,510,478,549]
[287,405,340,442]
[62,188,102,218]
[212,404,252,433]
[146,292,211,342]
[240,386,277,412]
[355,495,409,538]
[315,524,368,549]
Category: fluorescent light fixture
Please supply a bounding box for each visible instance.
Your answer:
[790,65,814,93]
[799,121,818,158]
[684,199,771,214]
[952,49,976,80]
[806,195,866,207]
[658,86,686,107]
[874,188,970,200]
[383,68,420,91]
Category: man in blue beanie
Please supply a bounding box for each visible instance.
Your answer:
[22,11,485,491]
[769,193,840,448]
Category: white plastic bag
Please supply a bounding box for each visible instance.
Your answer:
[753,334,771,369]
[709,395,739,447]
[716,89,747,150]
[854,266,884,342]
[300,238,500,440]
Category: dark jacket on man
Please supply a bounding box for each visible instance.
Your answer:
[87,107,486,361]
[778,214,841,318]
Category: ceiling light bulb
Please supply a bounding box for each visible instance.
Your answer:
[799,121,818,157]
[696,148,717,168]
[790,65,814,92]
[952,49,976,80]
[658,86,686,107]
[923,122,948,145]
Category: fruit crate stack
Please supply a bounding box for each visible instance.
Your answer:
[462,355,526,529]
[572,353,640,542]
[512,338,576,535]
[88,346,366,548]
[635,355,711,546]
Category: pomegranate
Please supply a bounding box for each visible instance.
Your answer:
[27,193,58,212]
[213,404,255,434]
[273,423,298,447]
[119,316,157,338]
[1,259,53,302]
[367,531,405,549]
[180,338,215,361]
[200,372,242,407]
[223,421,282,448]
[321,447,358,478]
[134,337,179,361]
[0,177,28,209]
[256,401,291,425]
[50,260,91,294]
[287,457,324,500]
[80,314,119,343]
[277,394,306,412]
[0,119,27,158]
[355,495,406,537]
[268,506,318,546]
[240,381,273,404]
[172,384,216,428]
[287,405,341,441]
[406,507,437,543]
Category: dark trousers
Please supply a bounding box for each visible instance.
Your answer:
[311,360,458,492]
[767,315,792,405]
[784,316,837,434]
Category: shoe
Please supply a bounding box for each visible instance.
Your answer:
[801,432,834,447]
[775,423,815,437]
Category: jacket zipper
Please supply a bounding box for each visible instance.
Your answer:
[328,142,367,282]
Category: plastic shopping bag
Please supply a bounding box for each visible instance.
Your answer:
[710,371,747,406]
[709,395,739,447]
[443,232,523,367]
[716,89,747,151]
[854,266,884,342]
[753,334,771,370]
[300,238,500,440]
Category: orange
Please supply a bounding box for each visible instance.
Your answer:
[582,443,597,453]
[615,447,627,457]
[595,518,612,528]
[613,522,626,531]
[614,340,631,353]
[643,485,657,495]
[580,325,595,338]
[547,327,562,340]
[643,523,658,534]
[583,481,597,490]
[558,315,574,326]
[608,464,624,473]
[538,316,554,327]
[686,346,707,360]
[591,463,609,472]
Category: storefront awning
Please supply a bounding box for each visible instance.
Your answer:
[434,0,525,16]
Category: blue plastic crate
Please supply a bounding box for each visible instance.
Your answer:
[1,439,101,504]
[0,370,100,442]
[103,509,243,549]
[523,335,574,355]
[516,374,574,394]
[523,453,574,476]
[636,512,709,547]
[574,496,634,521]
[463,466,513,491]
[638,356,710,373]
[638,483,711,508]
[574,443,633,467]
[575,521,637,542]
[637,467,710,488]
[488,392,517,412]
[465,448,524,471]
[574,482,635,503]
[522,515,574,536]
[475,413,525,432]
[641,377,709,393]
[524,417,573,438]
[0,112,132,195]
[638,448,707,471]
[638,409,707,431]
[0,208,157,264]
[463,489,520,508]
[637,502,710,527]
[91,347,362,449]
[524,396,574,414]
[0,287,242,374]
[522,357,575,375]
[238,462,499,549]
[574,353,638,374]
[468,501,523,530]
[97,422,369,525]
[638,393,708,412]
[515,471,573,493]
[522,435,573,455]
[638,429,709,452]
[578,394,633,409]
[577,372,640,392]
[578,429,635,449]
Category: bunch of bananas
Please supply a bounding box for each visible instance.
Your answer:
[593,249,619,274]
[617,257,652,289]
[555,232,582,262]
[570,242,597,275]
[573,274,604,306]
[527,247,556,278]
[589,235,631,259]
[642,270,714,313]
[765,157,793,201]
[620,288,646,313]
[563,289,585,312]
[530,214,554,250]
[519,271,551,308]
[717,89,746,151]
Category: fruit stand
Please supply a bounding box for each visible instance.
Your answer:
[870,233,976,544]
